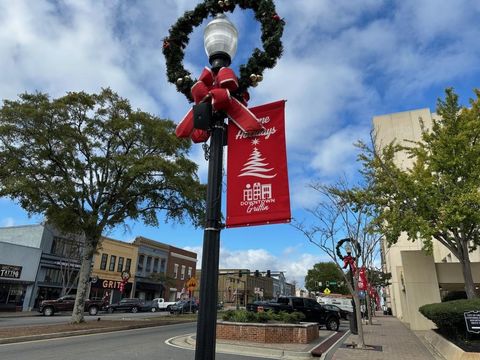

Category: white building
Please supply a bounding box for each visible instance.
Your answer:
[374,108,480,330]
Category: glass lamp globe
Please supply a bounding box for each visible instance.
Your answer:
[345,243,352,254]
[204,13,238,69]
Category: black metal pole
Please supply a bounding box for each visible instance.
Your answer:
[349,267,358,335]
[195,113,225,360]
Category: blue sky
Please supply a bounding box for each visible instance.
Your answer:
[1,0,480,287]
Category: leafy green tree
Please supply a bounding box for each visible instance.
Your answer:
[0,89,206,322]
[305,262,348,294]
[356,88,480,299]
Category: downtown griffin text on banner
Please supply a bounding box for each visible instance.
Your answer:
[226,100,291,228]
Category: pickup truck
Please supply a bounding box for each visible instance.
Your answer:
[39,295,106,316]
[150,297,177,312]
[246,296,341,331]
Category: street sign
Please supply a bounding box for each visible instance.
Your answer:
[323,288,331,295]
[330,281,337,285]
[186,277,197,288]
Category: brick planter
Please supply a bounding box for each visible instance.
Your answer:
[216,321,319,344]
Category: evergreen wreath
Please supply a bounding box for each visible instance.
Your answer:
[336,238,362,260]
[163,0,285,102]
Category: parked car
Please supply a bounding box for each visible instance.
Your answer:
[321,304,351,320]
[246,296,341,331]
[169,300,198,314]
[105,298,147,313]
[150,298,176,312]
[39,295,106,316]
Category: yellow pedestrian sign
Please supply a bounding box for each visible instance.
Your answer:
[323,288,331,295]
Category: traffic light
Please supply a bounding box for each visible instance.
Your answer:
[255,270,260,277]
[266,270,271,277]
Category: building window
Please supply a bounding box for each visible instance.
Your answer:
[117,257,124,272]
[100,254,108,270]
[181,265,186,280]
[153,258,159,273]
[146,256,152,273]
[109,255,116,272]
[137,255,144,272]
[50,236,82,259]
[125,258,131,273]
[188,267,192,278]
[160,259,166,272]
[44,268,61,284]
[173,264,179,279]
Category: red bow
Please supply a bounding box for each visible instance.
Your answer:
[342,255,357,274]
[175,67,264,143]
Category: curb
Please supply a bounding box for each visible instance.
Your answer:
[175,334,317,359]
[0,320,194,345]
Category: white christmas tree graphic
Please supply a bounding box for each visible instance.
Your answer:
[239,146,277,179]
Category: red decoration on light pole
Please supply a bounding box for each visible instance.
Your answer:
[175,67,264,143]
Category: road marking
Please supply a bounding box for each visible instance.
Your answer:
[164,333,196,351]
[0,322,196,347]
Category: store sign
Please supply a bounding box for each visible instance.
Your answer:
[0,264,22,279]
[101,280,124,289]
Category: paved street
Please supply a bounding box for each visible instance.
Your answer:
[0,310,172,328]
[0,322,267,360]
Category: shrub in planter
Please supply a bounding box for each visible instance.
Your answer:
[222,310,236,322]
[419,299,480,340]
[255,311,272,323]
[281,311,306,324]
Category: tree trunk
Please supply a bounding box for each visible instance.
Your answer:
[71,240,95,324]
[459,241,477,299]
[352,293,366,348]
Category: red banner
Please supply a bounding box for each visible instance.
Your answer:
[226,100,291,228]
[358,267,369,291]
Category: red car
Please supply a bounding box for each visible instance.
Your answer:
[39,295,105,316]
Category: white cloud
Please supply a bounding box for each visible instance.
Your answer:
[1,218,15,227]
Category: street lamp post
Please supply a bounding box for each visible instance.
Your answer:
[336,238,359,335]
[195,14,238,360]
[344,243,358,335]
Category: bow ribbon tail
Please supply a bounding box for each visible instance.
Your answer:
[175,109,209,143]
[227,97,264,133]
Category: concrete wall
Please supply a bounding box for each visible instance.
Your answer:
[0,225,45,249]
[401,251,440,330]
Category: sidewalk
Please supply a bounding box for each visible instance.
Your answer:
[329,312,442,360]
[0,311,39,318]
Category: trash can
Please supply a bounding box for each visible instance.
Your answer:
[349,312,358,334]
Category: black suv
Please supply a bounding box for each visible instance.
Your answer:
[247,296,341,331]
[105,298,146,313]
[169,300,198,314]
